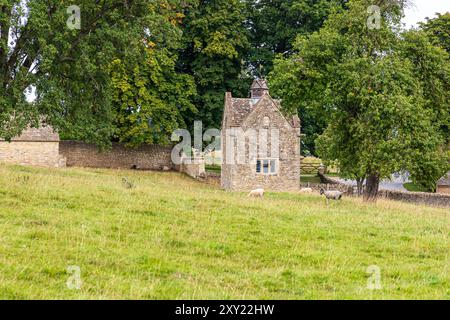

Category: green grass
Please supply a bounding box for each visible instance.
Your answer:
[0,164,448,300]
[300,175,322,184]
[326,173,341,178]
[403,183,429,193]
[205,165,221,174]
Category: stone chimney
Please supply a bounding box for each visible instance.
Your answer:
[250,79,269,99]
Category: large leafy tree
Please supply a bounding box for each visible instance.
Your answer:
[110,55,196,147]
[245,0,346,76]
[109,0,196,147]
[177,0,251,131]
[0,0,161,146]
[244,0,346,155]
[271,0,449,200]
[420,12,450,54]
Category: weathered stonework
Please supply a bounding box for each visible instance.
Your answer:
[59,141,173,170]
[379,190,450,209]
[436,172,450,195]
[221,80,301,192]
[0,141,62,167]
[0,125,64,168]
[179,157,206,180]
[437,185,450,194]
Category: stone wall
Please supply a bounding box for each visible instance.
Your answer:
[59,141,173,170]
[0,141,64,168]
[303,176,450,208]
[0,124,65,168]
[205,172,221,186]
[379,190,450,208]
[437,185,450,194]
[179,157,206,180]
[300,182,353,195]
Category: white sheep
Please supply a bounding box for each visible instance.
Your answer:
[248,188,265,198]
[299,188,313,194]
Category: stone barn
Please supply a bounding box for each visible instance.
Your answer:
[0,125,65,168]
[436,172,450,194]
[221,79,301,192]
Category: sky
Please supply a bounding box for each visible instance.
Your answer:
[403,0,450,28]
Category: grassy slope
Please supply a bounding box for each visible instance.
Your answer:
[403,183,429,193]
[0,165,448,300]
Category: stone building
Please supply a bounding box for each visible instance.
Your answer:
[221,79,301,191]
[0,125,65,168]
[436,172,450,194]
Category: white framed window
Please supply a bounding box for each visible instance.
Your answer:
[256,159,278,175]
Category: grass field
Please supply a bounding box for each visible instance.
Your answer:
[403,182,429,193]
[0,164,448,300]
[300,175,322,184]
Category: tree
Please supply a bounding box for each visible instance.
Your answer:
[245,0,346,76]
[109,0,196,147]
[398,29,450,191]
[110,55,196,147]
[245,0,346,155]
[177,0,251,131]
[271,0,449,200]
[0,0,155,146]
[420,12,450,54]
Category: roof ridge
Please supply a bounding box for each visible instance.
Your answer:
[437,172,450,186]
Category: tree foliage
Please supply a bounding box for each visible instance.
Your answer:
[245,0,346,76]
[109,0,196,147]
[271,0,449,199]
[0,0,354,148]
[420,12,450,54]
[176,0,251,131]
[0,0,156,146]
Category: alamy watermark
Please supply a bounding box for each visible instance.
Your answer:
[366,265,382,290]
[66,265,82,290]
[170,121,280,166]
[67,5,81,30]
[367,5,381,30]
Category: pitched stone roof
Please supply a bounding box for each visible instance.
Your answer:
[11,125,59,142]
[226,94,300,129]
[437,172,450,186]
[228,98,259,126]
[251,79,269,90]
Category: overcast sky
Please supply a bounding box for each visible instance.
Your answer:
[403,0,450,28]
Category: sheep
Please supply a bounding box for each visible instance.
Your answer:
[299,188,313,194]
[248,188,265,198]
[320,188,343,204]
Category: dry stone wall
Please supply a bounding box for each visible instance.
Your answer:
[59,141,173,170]
[0,141,63,168]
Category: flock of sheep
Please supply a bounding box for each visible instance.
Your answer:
[248,187,344,203]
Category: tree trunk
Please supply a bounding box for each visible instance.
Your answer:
[364,174,380,202]
[356,177,365,196]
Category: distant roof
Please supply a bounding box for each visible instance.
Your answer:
[437,172,450,186]
[11,125,59,142]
